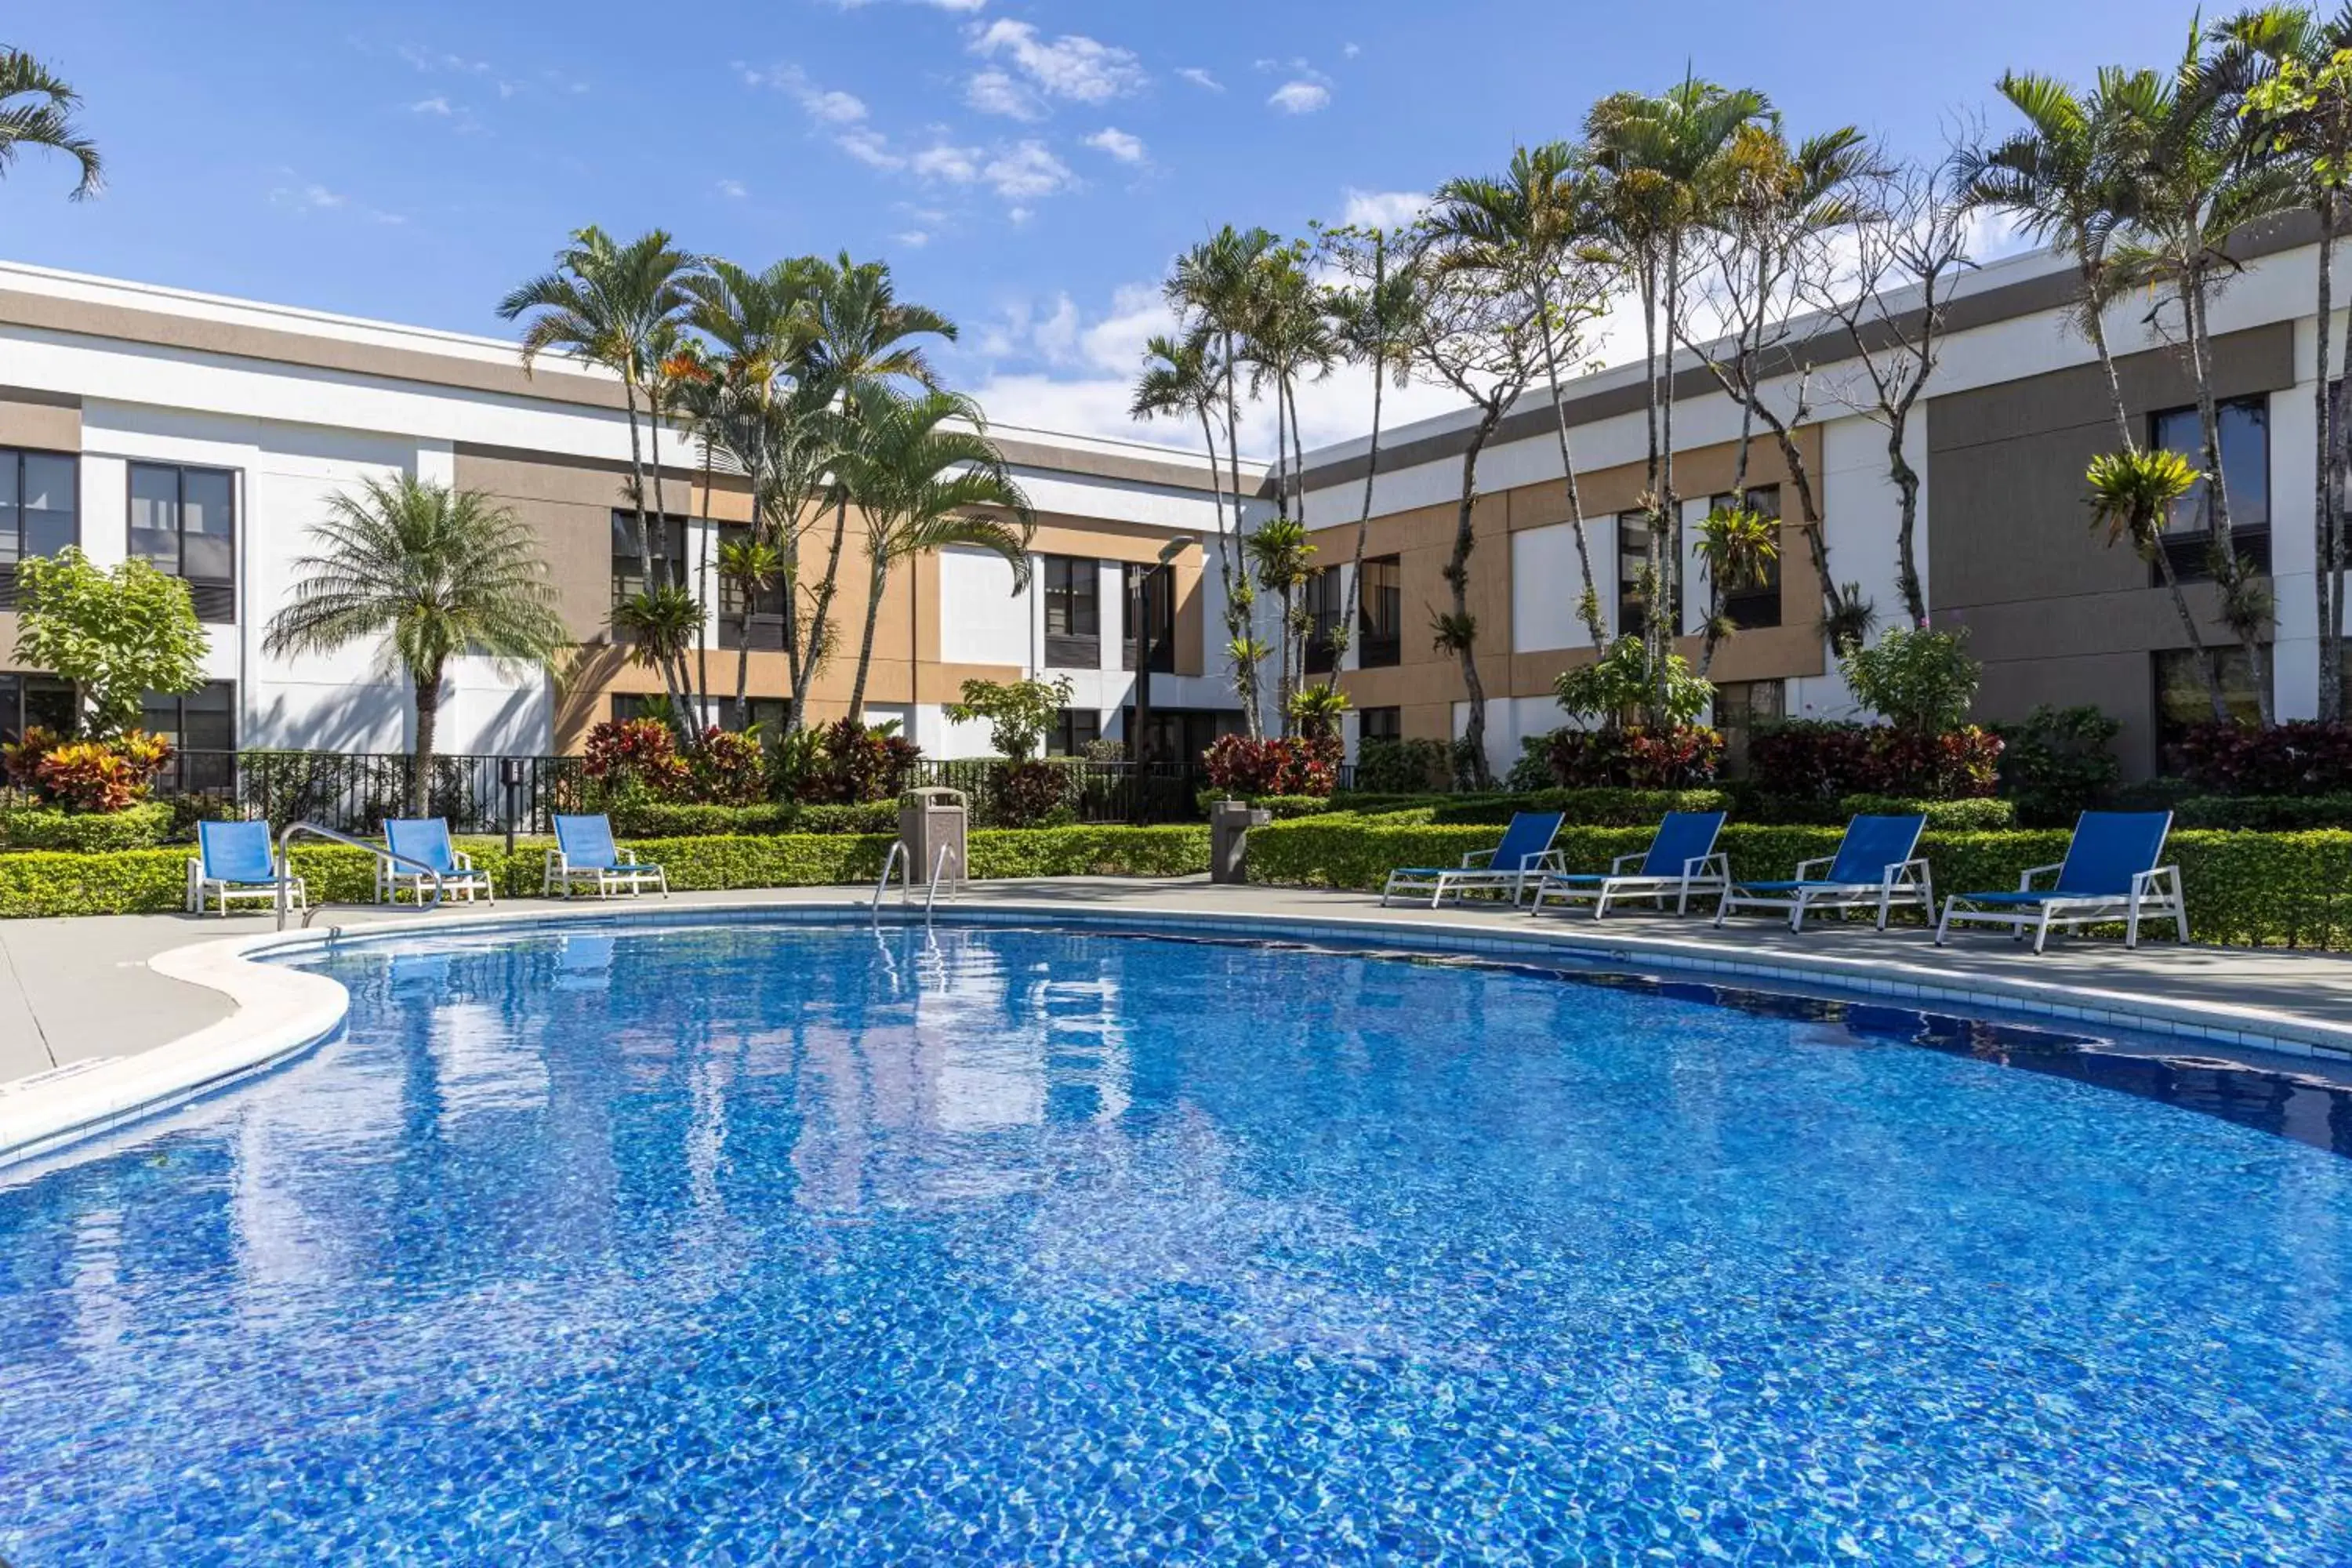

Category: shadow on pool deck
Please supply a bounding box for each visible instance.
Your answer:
[6,876,2352,1086]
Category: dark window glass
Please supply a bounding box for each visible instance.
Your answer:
[1708,485,1782,631]
[1358,556,1402,668]
[0,449,78,608]
[727,696,790,735]
[2150,399,2269,579]
[611,511,689,606]
[2153,647,2266,767]
[1359,706,1402,743]
[1121,561,1177,672]
[1121,705,1242,765]
[716,524,789,651]
[1304,567,1344,674]
[1712,678,1784,775]
[1617,510,1652,639]
[1046,707,1101,757]
[129,463,237,622]
[141,681,237,793]
[611,692,665,724]
[0,672,77,745]
[1044,556,1100,666]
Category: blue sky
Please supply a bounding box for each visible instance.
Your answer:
[17,0,2200,451]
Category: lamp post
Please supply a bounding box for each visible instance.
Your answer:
[1128,535,1195,768]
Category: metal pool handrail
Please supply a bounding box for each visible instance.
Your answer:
[873,840,912,921]
[924,843,963,925]
[278,821,445,931]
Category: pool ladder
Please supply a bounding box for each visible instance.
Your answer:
[276,821,446,931]
[872,840,963,925]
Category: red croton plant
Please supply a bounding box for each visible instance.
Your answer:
[1,726,176,814]
[1203,734,1345,799]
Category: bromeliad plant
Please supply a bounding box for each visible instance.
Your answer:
[1540,637,1722,787]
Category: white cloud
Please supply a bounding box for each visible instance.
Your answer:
[397,45,492,75]
[1340,187,1425,228]
[408,95,452,116]
[736,61,869,124]
[969,20,1145,105]
[895,230,931,248]
[982,140,1073,200]
[269,178,405,226]
[716,178,748,199]
[837,129,905,170]
[1083,127,1145,164]
[1269,81,1330,114]
[912,142,982,183]
[1177,67,1222,92]
[966,67,1042,121]
[1341,42,1361,59]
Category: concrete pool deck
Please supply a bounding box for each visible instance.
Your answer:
[5,876,2352,1161]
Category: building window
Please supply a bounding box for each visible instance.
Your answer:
[1358,555,1402,668]
[715,523,789,651]
[726,695,790,735]
[141,681,237,793]
[1712,678,1784,776]
[2150,398,2268,580]
[1044,556,1100,667]
[1121,706,1242,766]
[0,448,78,609]
[1359,706,1402,743]
[1046,707,1101,757]
[2153,647,2267,767]
[1303,566,1345,675]
[0,672,76,744]
[611,510,690,609]
[1708,485,1783,631]
[1121,561,1177,673]
[129,463,236,623]
[610,692,670,725]
[1617,510,1653,639]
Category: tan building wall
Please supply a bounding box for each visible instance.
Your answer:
[1308,429,1828,741]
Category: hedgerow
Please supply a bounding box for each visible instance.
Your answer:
[1246,818,2352,949]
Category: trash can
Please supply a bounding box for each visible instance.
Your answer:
[1209,799,1271,885]
[898,786,968,887]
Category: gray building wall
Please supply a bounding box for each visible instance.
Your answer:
[1927,321,2293,777]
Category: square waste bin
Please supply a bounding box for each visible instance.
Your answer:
[898,786,968,887]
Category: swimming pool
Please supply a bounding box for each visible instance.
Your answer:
[4,919,2350,1563]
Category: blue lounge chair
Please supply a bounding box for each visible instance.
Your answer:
[1936,811,2183,953]
[379,818,495,905]
[1529,810,1728,920]
[1381,811,1566,908]
[187,819,304,916]
[1715,813,1931,932]
[544,814,668,900]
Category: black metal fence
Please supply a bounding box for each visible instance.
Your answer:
[95,750,1209,837]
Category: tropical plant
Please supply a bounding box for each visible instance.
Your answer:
[11,547,207,738]
[1553,637,1714,730]
[611,583,707,712]
[946,673,1075,763]
[2085,447,2201,551]
[835,389,1034,717]
[1693,502,1780,672]
[263,476,568,815]
[1287,682,1352,741]
[714,532,783,728]
[498,227,702,732]
[1838,624,1981,735]
[1243,517,1316,728]
[790,254,958,731]
[0,49,101,198]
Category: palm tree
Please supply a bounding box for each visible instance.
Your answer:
[1425,143,1613,648]
[0,49,102,198]
[497,227,700,731]
[1588,78,1773,706]
[1318,227,1423,696]
[1960,67,2230,719]
[2108,31,2303,724]
[836,390,1035,717]
[612,583,706,720]
[1694,502,1780,675]
[264,476,568,816]
[1243,517,1316,730]
[715,532,782,726]
[790,255,956,733]
[2227,4,2352,718]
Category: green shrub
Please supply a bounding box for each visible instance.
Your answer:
[1247,818,2352,949]
[605,800,898,838]
[2170,794,2352,830]
[1194,790,1340,820]
[968,825,1208,878]
[1354,737,1454,795]
[1996,705,2122,827]
[0,801,173,852]
[1838,793,2016,831]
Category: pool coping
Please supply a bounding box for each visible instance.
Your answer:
[0,891,2340,1168]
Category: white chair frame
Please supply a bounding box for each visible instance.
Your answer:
[1936,863,2187,953]
[1530,851,1731,920]
[187,858,306,917]
[543,846,669,900]
[1715,856,1936,933]
[1381,848,1564,909]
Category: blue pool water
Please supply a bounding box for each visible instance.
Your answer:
[4,922,2352,1564]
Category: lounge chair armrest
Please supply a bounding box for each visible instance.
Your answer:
[1888,856,1932,888]
[1610,851,1648,873]
[1795,855,1835,879]
[1684,851,1729,880]
[619,848,640,866]
[453,850,474,871]
[1528,849,1567,874]
[1459,848,1497,869]
[2132,864,2183,897]
[2016,862,2063,891]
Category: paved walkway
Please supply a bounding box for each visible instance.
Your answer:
[7,878,2352,1089]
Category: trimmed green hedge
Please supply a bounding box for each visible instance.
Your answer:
[0,802,174,852]
[604,800,900,838]
[0,825,1212,918]
[1247,818,2352,949]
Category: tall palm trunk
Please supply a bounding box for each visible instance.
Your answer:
[2183,275,2274,725]
[646,391,697,728]
[696,439,714,725]
[1330,252,1389,700]
[409,669,441,819]
[620,376,691,739]
[846,550,887,719]
[1218,333,1261,739]
[793,493,855,728]
[1535,283,1609,649]
[2319,201,2343,723]
[1447,400,1506,790]
[1271,380,1293,731]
